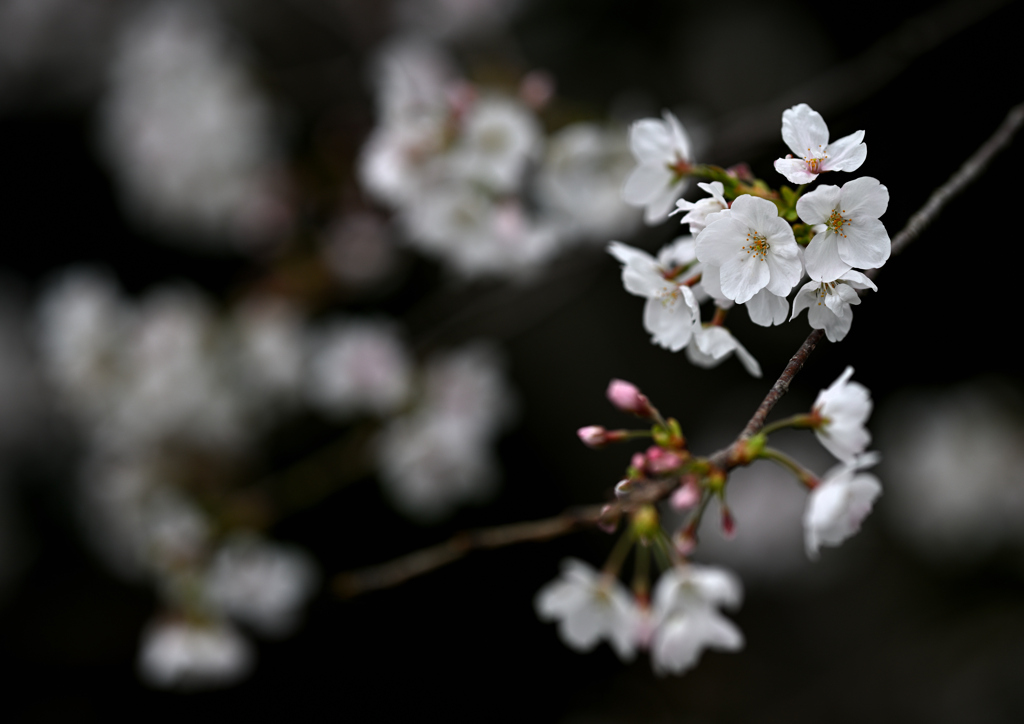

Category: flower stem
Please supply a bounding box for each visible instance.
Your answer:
[759,447,819,489]
[603,527,636,577]
[759,413,817,436]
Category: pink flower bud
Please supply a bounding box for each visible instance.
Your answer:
[597,504,619,534]
[577,425,608,449]
[721,505,736,539]
[630,452,646,473]
[606,379,654,418]
[646,446,683,475]
[670,478,700,510]
[518,69,555,110]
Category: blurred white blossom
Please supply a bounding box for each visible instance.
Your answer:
[376,344,515,522]
[98,1,289,248]
[138,618,254,691]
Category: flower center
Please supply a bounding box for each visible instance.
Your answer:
[813,281,838,306]
[803,145,827,173]
[741,231,770,261]
[825,208,850,237]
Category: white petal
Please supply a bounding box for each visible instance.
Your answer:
[663,110,692,162]
[839,177,888,219]
[731,336,762,378]
[822,130,866,172]
[696,217,748,267]
[629,119,672,163]
[729,194,777,231]
[720,255,769,304]
[804,231,852,281]
[781,103,829,158]
[795,185,841,225]
[622,163,673,206]
[773,157,817,185]
[746,288,789,327]
[837,217,891,270]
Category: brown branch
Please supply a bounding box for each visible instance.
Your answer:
[332,102,1024,600]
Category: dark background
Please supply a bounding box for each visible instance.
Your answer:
[2,0,1024,721]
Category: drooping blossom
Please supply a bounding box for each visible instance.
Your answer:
[813,366,872,462]
[686,323,762,378]
[804,453,882,559]
[648,564,744,675]
[622,111,694,224]
[695,195,801,304]
[797,177,891,280]
[791,271,877,342]
[773,103,866,185]
[671,181,728,235]
[138,618,253,690]
[534,558,640,661]
[608,239,700,352]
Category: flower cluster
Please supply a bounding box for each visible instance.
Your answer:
[611,104,890,373]
[545,369,882,672]
[36,267,516,688]
[358,38,640,277]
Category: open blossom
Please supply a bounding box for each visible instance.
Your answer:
[791,271,876,342]
[648,565,744,676]
[671,181,727,235]
[621,111,693,224]
[813,366,872,462]
[804,453,882,559]
[686,323,761,378]
[797,177,891,280]
[451,95,542,193]
[608,239,700,352]
[773,103,866,185]
[695,195,801,304]
[535,558,640,661]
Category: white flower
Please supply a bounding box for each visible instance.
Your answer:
[791,271,877,342]
[797,177,891,280]
[813,366,872,462]
[648,565,744,676]
[686,324,762,378]
[622,111,694,224]
[451,95,541,193]
[537,122,639,240]
[138,618,253,690]
[608,239,700,352]
[535,558,640,661]
[804,453,882,559]
[746,288,790,327]
[99,2,287,248]
[671,181,728,235]
[695,195,801,304]
[204,535,319,638]
[375,344,515,522]
[305,319,413,420]
[773,103,866,185]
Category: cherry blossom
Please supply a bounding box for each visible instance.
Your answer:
[535,558,640,661]
[797,177,891,280]
[791,271,877,342]
[451,95,542,193]
[773,103,866,185]
[695,195,801,304]
[621,111,694,224]
[686,324,762,378]
[671,181,727,235]
[746,288,789,327]
[648,565,744,675]
[608,240,701,352]
[804,453,882,559]
[138,618,254,690]
[813,366,872,463]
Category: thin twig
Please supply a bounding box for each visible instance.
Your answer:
[332,103,1024,600]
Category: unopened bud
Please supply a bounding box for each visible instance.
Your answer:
[670,477,701,510]
[673,528,697,556]
[577,426,606,449]
[645,446,683,475]
[614,479,635,498]
[606,379,655,418]
[727,162,754,182]
[597,504,619,533]
[721,504,736,539]
[630,505,660,539]
[519,69,555,110]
